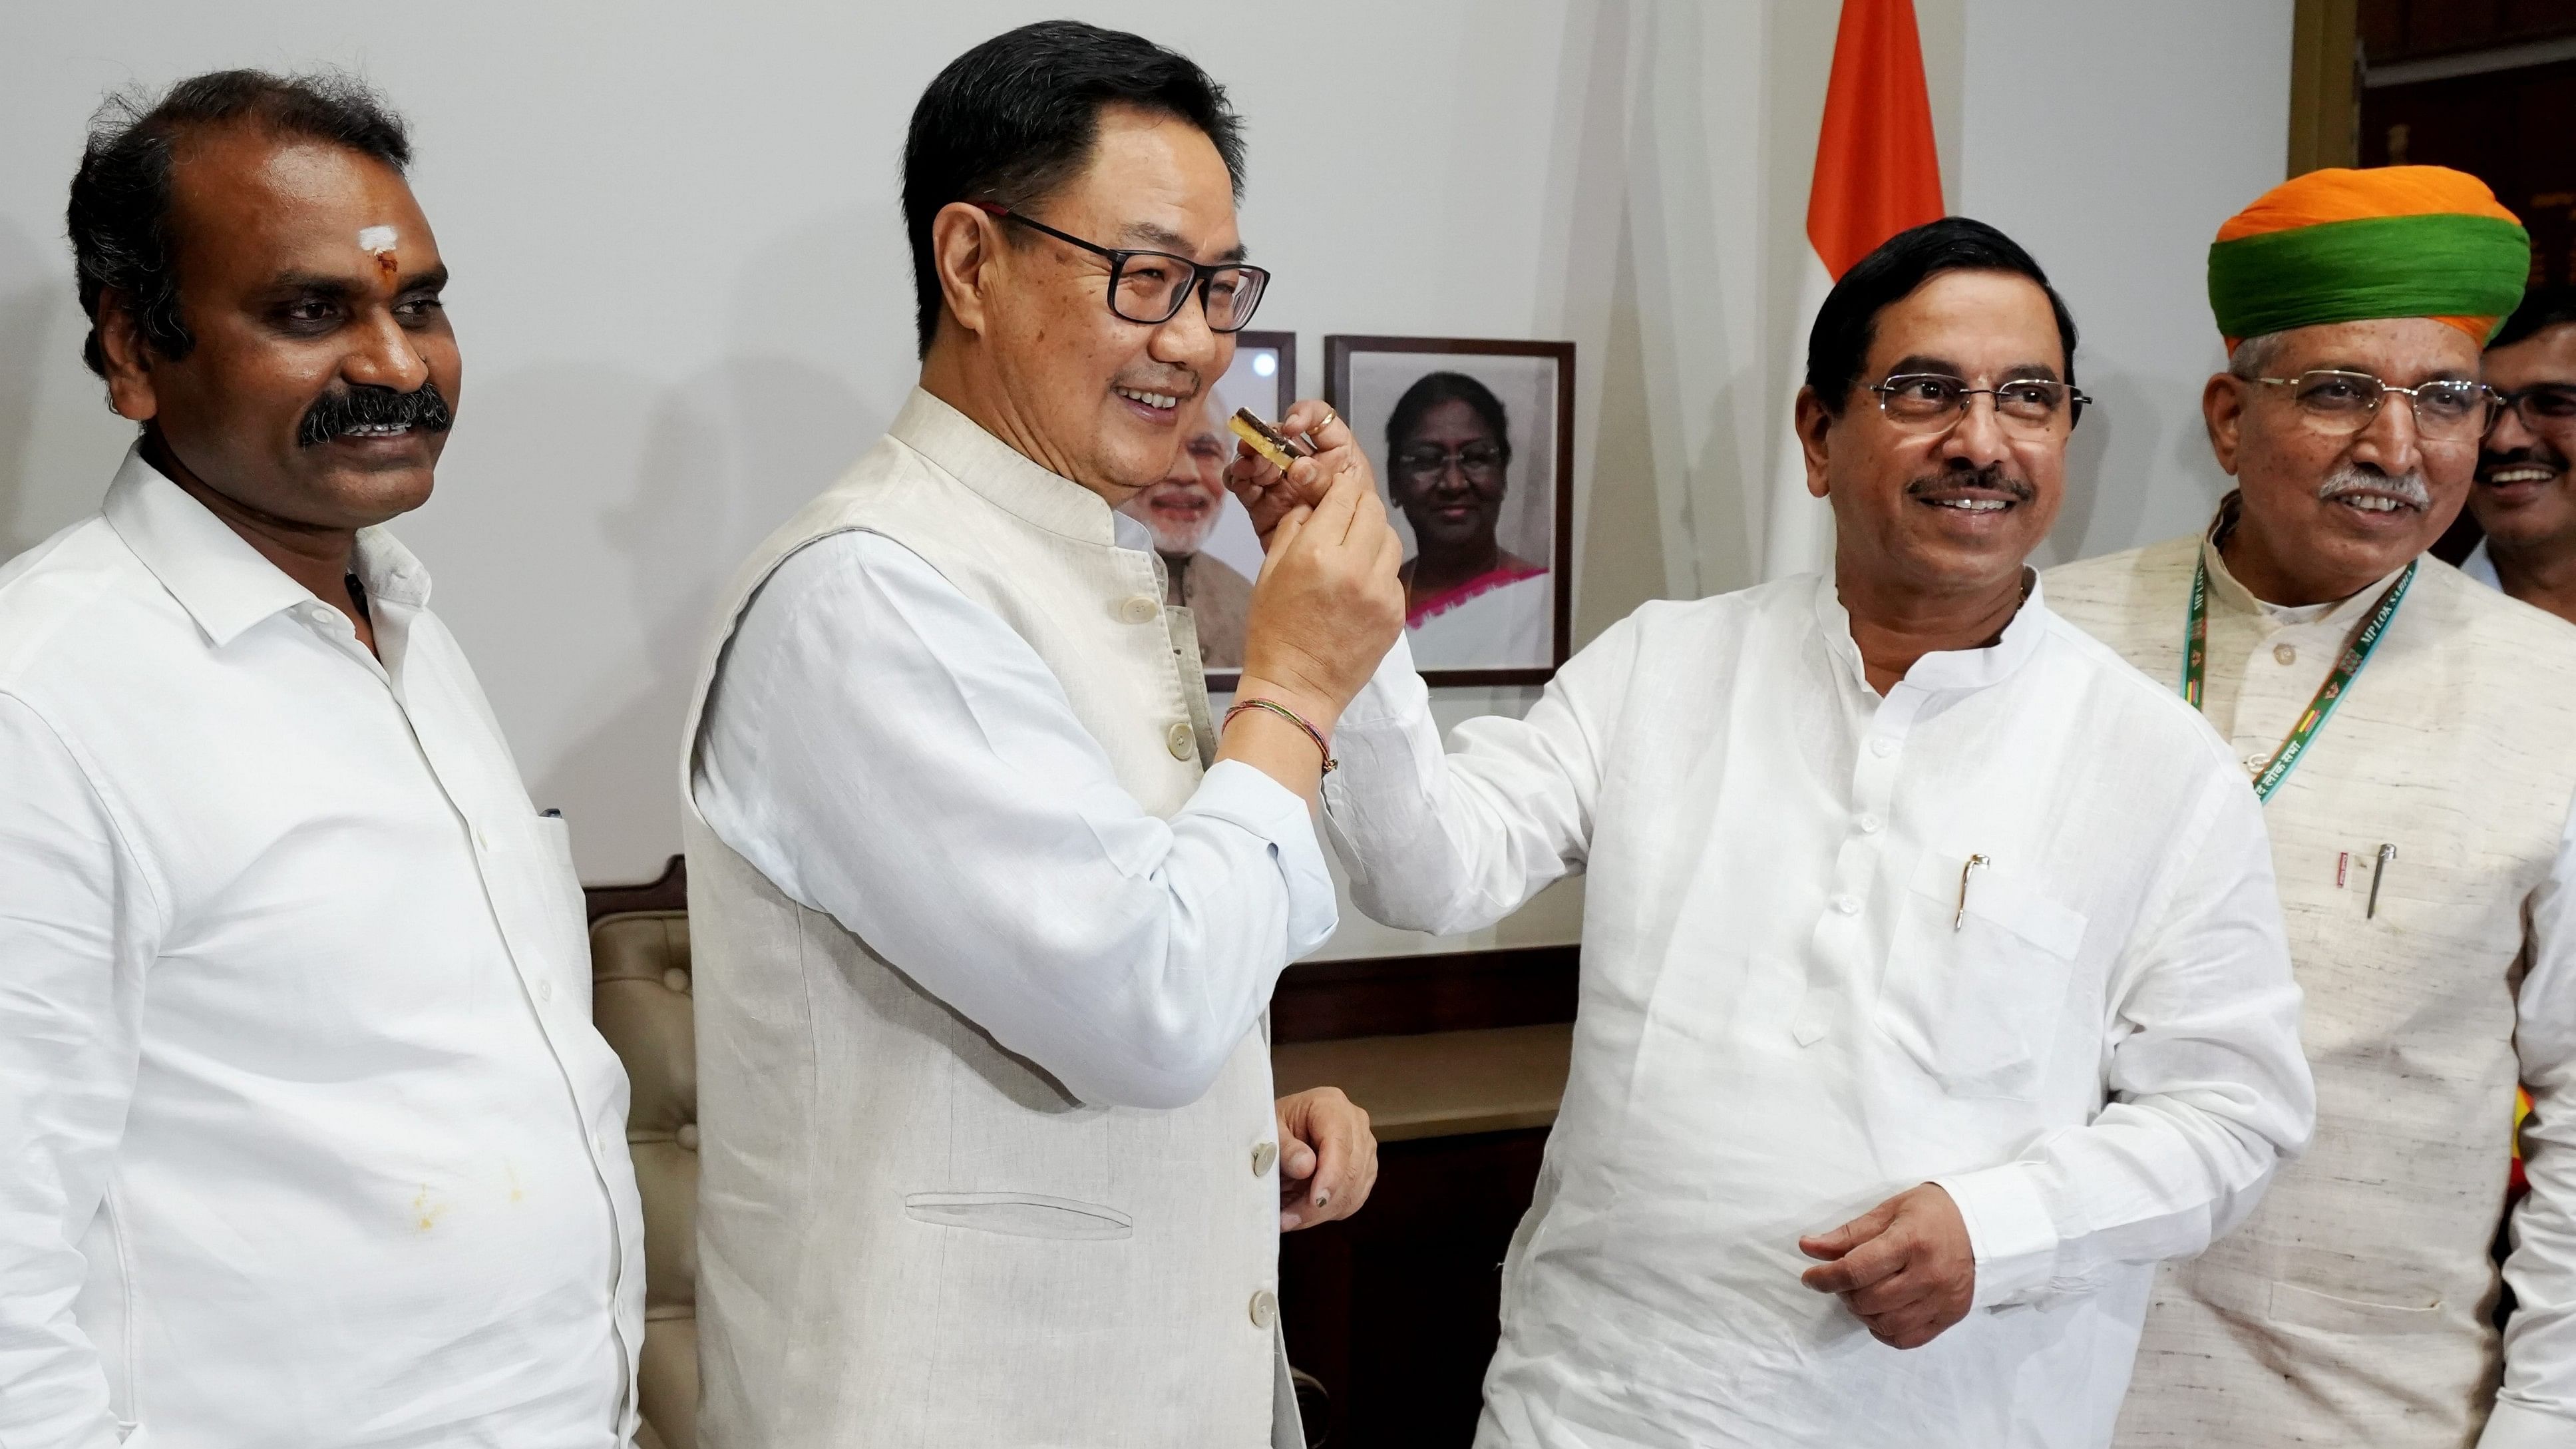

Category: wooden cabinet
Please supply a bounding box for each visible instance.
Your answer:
[1280,1128,1550,1449]
[1272,1020,1574,1448]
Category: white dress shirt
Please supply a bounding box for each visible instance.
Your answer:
[2463,537,2502,589]
[0,449,644,1449]
[692,517,1336,1109]
[1322,575,2314,1448]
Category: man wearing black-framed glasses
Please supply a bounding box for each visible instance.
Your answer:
[2468,286,2576,626]
[679,21,1403,1449]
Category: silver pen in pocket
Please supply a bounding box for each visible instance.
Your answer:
[1954,854,1991,931]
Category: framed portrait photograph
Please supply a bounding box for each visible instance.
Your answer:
[1326,336,1575,686]
[1115,330,1293,692]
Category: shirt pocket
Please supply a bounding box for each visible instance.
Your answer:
[1879,852,2088,1101]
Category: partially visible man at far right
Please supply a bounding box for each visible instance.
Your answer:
[2047,166,2576,1449]
[2466,285,2576,625]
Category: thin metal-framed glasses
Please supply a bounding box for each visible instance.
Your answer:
[1868,373,2090,434]
[2492,383,2576,433]
[974,202,1270,332]
[2241,369,2497,445]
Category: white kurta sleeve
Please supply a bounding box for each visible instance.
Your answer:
[0,692,155,1449]
[1932,763,2316,1311]
[691,531,1336,1112]
[2484,792,2576,1448]
[1321,625,1631,938]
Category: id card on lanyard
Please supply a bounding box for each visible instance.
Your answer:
[2180,554,2415,803]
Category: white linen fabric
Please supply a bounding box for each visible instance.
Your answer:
[2049,531,2576,1449]
[1320,576,2314,1449]
[0,448,644,1449]
[683,389,1331,1449]
[1406,568,1551,670]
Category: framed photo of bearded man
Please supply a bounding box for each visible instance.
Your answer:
[1118,330,1293,690]
[1327,336,1575,685]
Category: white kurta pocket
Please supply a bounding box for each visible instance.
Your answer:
[1880,853,2088,1100]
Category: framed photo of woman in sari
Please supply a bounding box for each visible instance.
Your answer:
[1326,336,1574,684]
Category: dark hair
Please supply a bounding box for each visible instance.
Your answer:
[1385,371,1513,467]
[901,21,1246,357]
[2492,283,2576,351]
[1804,216,2080,416]
[67,69,410,379]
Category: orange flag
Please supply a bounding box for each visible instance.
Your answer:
[1807,0,1946,280]
[1764,0,1948,580]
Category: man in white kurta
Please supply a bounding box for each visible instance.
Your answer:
[2048,166,2576,1449]
[1288,219,2315,1446]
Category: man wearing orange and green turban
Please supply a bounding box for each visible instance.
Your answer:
[2049,166,2576,1449]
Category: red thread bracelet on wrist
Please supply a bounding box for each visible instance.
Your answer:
[1223,698,1336,774]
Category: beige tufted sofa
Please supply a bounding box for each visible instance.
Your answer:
[587,875,699,1449]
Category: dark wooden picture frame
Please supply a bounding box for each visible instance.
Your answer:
[1325,336,1576,687]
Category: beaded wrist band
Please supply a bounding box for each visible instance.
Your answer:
[1223,698,1337,774]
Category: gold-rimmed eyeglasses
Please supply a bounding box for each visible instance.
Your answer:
[1867,373,2090,435]
[2240,369,2497,445]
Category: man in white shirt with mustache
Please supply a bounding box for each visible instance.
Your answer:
[1234,216,2314,1448]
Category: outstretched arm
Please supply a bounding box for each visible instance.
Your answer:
[1319,618,1635,939]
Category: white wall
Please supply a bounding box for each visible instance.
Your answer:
[0,1,2295,946]
[1954,0,2297,566]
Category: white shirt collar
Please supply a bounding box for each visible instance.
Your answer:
[100,442,433,648]
[1810,568,2050,696]
[2195,520,2409,636]
[2460,536,2501,590]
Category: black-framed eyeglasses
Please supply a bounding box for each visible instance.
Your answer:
[974,202,1270,331]
[2241,369,2497,445]
[2493,383,2576,433]
[1867,373,2090,433]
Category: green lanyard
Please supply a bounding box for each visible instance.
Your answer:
[2181,554,2415,802]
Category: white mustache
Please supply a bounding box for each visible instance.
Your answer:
[2316,467,2430,509]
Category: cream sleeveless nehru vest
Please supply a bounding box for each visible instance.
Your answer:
[679,389,1294,1448]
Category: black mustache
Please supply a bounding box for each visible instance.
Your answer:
[1907,464,2034,502]
[296,382,454,447]
[2480,444,2569,478]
